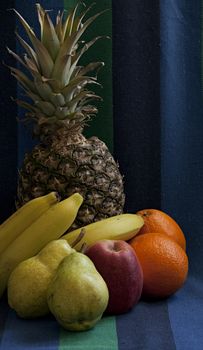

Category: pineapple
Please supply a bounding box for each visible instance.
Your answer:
[8,3,125,228]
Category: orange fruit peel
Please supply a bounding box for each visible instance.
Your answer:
[130,232,188,299]
[136,209,186,251]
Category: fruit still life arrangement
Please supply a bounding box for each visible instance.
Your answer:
[0,2,189,333]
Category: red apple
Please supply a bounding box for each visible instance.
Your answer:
[85,240,143,314]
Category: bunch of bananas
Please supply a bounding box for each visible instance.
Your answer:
[0,192,144,298]
[0,192,83,297]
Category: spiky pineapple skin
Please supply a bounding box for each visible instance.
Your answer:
[17,135,125,229]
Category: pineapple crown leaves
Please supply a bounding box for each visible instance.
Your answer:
[7,2,109,138]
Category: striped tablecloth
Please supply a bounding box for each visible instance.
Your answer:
[1,275,203,350]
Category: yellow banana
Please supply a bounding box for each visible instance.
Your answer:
[62,213,144,251]
[0,192,59,256]
[0,192,83,298]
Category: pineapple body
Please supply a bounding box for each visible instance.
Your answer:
[8,3,125,228]
[17,134,125,228]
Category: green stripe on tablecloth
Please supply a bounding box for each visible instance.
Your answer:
[59,316,118,350]
[64,0,113,153]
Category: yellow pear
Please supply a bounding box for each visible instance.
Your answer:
[47,252,109,331]
[8,240,74,318]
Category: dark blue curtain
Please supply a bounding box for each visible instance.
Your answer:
[160,1,203,278]
[113,0,161,213]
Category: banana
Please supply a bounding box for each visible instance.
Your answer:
[0,192,59,256]
[0,192,83,298]
[62,213,144,251]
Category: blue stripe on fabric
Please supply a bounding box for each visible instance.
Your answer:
[160,1,203,349]
[160,0,203,273]
[0,308,60,350]
[112,0,161,213]
[116,301,176,350]
[168,277,203,350]
[15,0,64,167]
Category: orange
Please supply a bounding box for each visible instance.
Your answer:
[136,209,186,251]
[129,232,188,299]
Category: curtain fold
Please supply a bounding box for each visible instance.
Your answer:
[160,3,203,348]
[112,0,161,213]
[160,0,203,276]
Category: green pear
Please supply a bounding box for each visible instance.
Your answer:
[47,252,109,331]
[7,239,74,318]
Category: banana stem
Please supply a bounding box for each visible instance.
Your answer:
[70,228,86,249]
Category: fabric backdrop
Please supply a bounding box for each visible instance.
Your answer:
[0,0,203,349]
